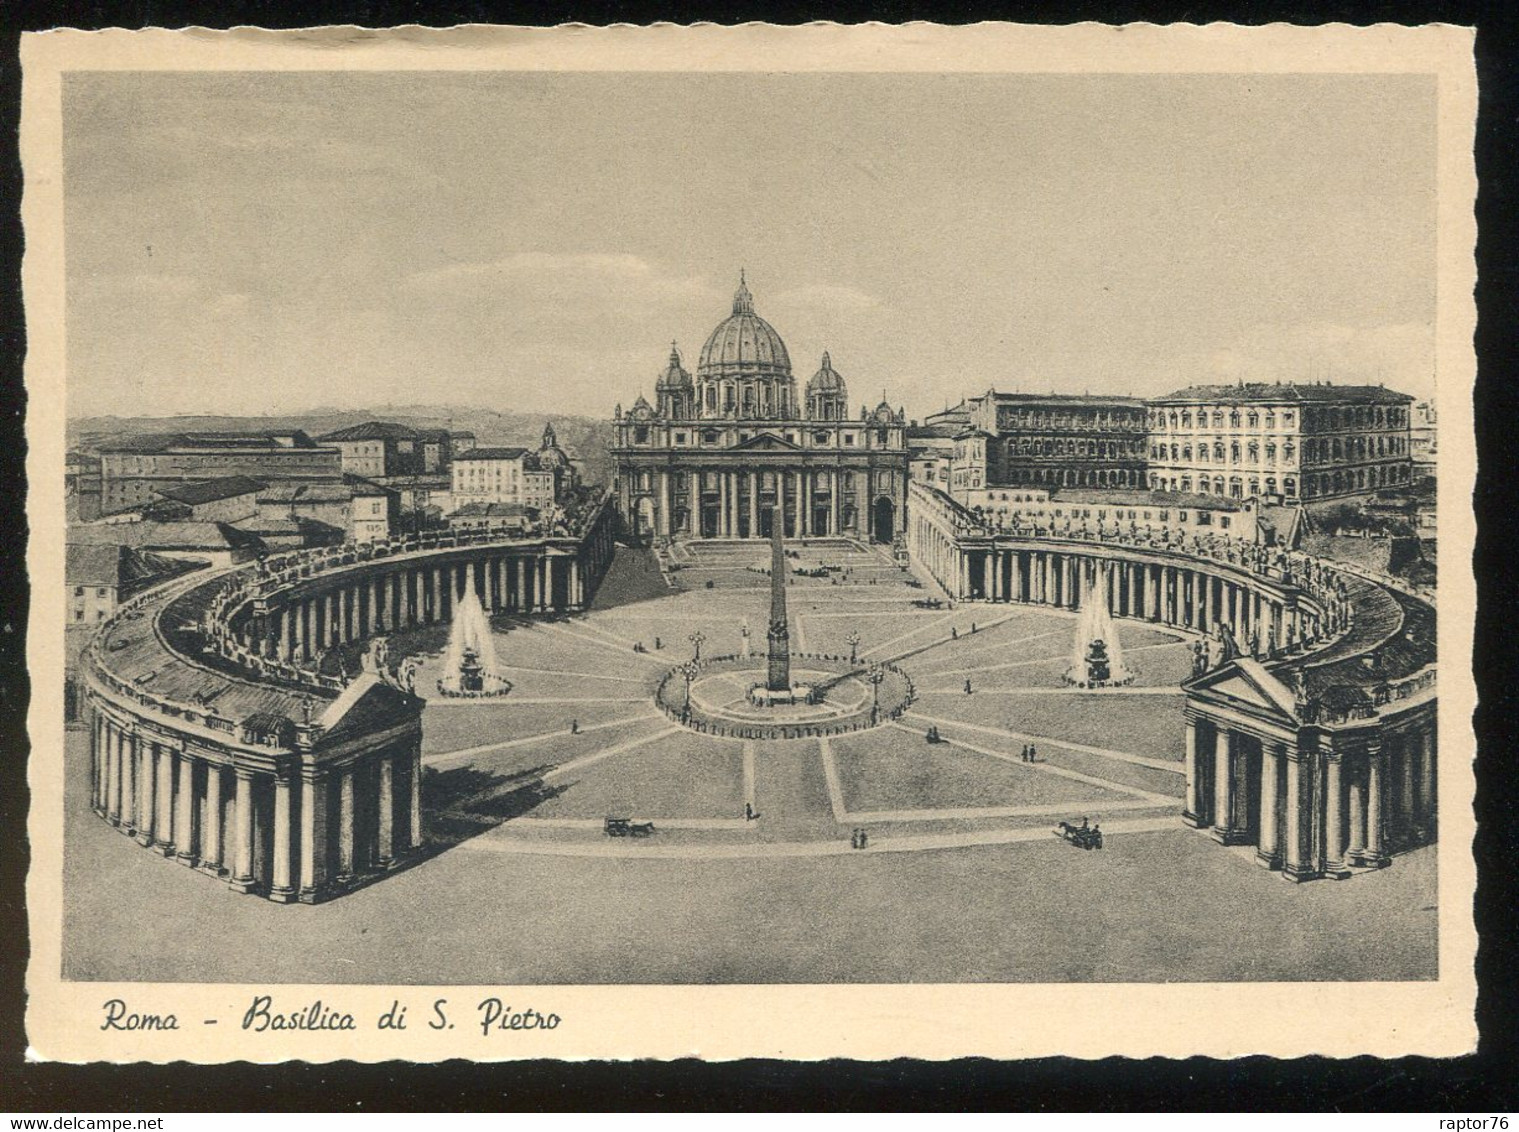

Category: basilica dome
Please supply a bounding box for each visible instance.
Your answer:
[697,274,793,380]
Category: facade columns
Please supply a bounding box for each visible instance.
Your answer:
[747,472,759,537]
[830,470,841,536]
[719,472,730,537]
[515,560,527,615]
[658,470,671,537]
[1418,728,1436,831]
[106,723,123,824]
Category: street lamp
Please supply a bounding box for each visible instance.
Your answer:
[688,630,706,661]
[846,630,861,665]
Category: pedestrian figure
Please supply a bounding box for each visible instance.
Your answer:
[745,802,754,821]
[570,718,579,735]
[859,829,868,849]
[964,679,973,695]
[951,626,958,640]
[1029,745,1037,763]
[655,636,662,650]
[971,621,977,634]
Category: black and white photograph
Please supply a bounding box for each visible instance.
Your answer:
[20,23,1478,1062]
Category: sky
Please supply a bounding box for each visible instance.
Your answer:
[62,70,1438,422]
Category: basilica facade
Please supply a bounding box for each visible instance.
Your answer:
[611,275,908,543]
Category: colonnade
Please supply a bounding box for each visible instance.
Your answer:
[88,706,423,902]
[1184,708,1437,881]
[245,551,585,665]
[909,506,1316,653]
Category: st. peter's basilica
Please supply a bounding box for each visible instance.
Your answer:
[611,274,909,543]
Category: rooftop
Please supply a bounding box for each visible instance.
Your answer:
[153,475,268,506]
[454,447,530,462]
[102,429,327,453]
[979,391,1146,410]
[1153,382,1415,405]
[317,421,421,442]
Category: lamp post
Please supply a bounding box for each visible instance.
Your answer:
[688,630,705,662]
[846,630,861,665]
[681,659,699,715]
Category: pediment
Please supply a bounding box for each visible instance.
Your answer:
[732,432,803,451]
[1187,657,1301,726]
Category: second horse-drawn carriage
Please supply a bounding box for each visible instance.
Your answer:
[604,816,657,838]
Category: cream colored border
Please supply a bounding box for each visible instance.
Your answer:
[21,23,1479,1063]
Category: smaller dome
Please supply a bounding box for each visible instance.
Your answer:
[630,392,653,418]
[806,351,846,395]
[657,342,693,390]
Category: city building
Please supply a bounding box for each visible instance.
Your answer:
[1144,382,1414,504]
[255,475,400,542]
[317,422,476,478]
[67,517,265,568]
[906,423,956,495]
[97,430,344,515]
[449,501,533,535]
[611,274,908,542]
[450,424,579,515]
[66,543,201,626]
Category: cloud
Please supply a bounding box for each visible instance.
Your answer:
[770,283,882,312]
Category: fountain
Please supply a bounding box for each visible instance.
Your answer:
[1063,560,1135,688]
[436,584,513,698]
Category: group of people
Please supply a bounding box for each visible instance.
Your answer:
[1020,744,1038,763]
[850,828,870,850]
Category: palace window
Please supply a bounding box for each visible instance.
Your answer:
[1266,442,1276,464]
[1229,410,1241,428]
[1230,442,1241,463]
[1212,411,1224,428]
[1247,441,1259,463]
[634,426,649,444]
[1265,411,1276,428]
[1182,411,1193,428]
[1213,442,1225,461]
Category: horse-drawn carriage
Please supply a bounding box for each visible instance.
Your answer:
[1054,820,1103,850]
[911,597,945,610]
[604,816,656,838]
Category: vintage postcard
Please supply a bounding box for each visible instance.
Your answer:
[21,23,1478,1062]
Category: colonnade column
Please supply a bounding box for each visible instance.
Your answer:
[134,734,157,846]
[175,748,197,865]
[719,472,730,537]
[1324,751,1347,877]
[230,768,256,893]
[409,742,424,851]
[1282,742,1314,881]
[830,470,841,536]
[1363,746,1387,867]
[1257,742,1281,868]
[1182,715,1205,826]
[1212,729,1242,844]
[338,768,356,879]
[747,472,758,537]
[1418,728,1437,834]
[298,769,328,903]
[203,763,224,874]
[270,772,295,902]
[658,470,672,537]
[377,755,396,868]
[154,741,174,853]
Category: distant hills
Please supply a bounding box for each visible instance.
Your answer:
[68,406,619,486]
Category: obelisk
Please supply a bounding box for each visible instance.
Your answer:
[766,511,791,692]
